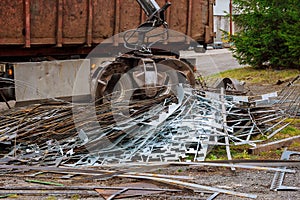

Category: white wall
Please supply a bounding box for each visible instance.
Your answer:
[214,0,236,42]
[214,0,230,16]
[214,16,230,42]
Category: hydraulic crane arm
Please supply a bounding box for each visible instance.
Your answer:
[123,0,171,51]
[136,0,160,18]
[136,0,171,27]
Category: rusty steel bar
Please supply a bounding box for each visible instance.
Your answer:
[113,0,121,46]
[24,0,31,48]
[163,0,170,45]
[56,0,63,47]
[86,0,93,46]
[0,190,99,196]
[0,185,181,192]
[186,0,193,44]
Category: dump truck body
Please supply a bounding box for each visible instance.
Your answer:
[0,0,214,57]
[0,0,215,103]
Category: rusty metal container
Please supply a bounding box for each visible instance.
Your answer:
[0,0,214,57]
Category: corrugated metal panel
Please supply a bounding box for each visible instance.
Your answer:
[0,0,214,56]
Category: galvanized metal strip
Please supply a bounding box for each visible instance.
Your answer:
[117,174,257,199]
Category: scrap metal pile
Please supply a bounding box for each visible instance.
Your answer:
[0,76,299,166]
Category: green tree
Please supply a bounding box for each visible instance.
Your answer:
[231,0,300,69]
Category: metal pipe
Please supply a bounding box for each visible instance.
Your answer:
[136,0,161,17]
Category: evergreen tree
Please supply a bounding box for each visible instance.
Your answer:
[232,0,300,69]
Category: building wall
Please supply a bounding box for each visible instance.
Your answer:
[214,0,230,16]
[214,16,237,42]
[214,0,236,43]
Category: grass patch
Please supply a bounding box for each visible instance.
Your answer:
[253,124,300,142]
[250,118,300,142]
[206,144,289,160]
[206,145,259,161]
[290,142,300,148]
[209,67,299,84]
[258,150,283,159]
[46,196,57,200]
[284,118,300,128]
[280,125,300,137]
[71,194,80,200]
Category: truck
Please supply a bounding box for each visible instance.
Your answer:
[0,0,215,105]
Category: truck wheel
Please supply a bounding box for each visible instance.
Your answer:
[103,73,134,103]
[91,61,133,104]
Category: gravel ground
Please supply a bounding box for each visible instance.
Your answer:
[191,166,300,200]
[0,163,299,200]
[0,101,15,111]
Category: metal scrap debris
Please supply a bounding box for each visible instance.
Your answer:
[0,76,299,199]
[0,77,299,166]
[270,150,300,191]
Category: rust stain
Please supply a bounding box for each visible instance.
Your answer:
[0,0,214,55]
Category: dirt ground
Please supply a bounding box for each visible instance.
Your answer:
[0,101,15,111]
[245,83,286,96]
